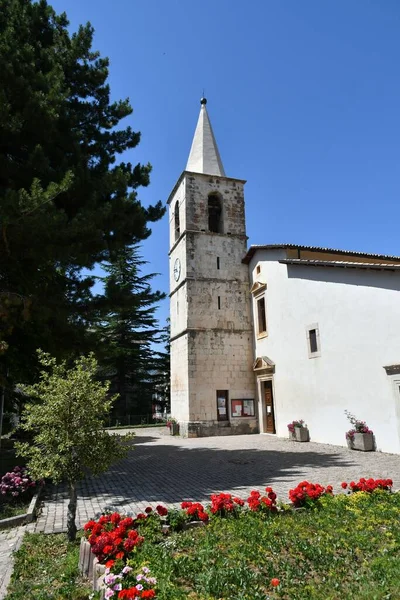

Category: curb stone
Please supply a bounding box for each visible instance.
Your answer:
[0,485,43,531]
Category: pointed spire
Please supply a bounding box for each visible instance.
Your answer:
[186,98,226,177]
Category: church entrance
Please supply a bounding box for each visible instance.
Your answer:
[264,381,276,434]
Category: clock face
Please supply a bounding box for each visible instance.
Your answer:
[173,257,181,282]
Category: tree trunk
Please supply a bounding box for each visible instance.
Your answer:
[67,481,78,541]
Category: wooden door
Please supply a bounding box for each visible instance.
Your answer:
[264,381,276,433]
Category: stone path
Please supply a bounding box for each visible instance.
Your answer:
[32,426,400,533]
[0,525,26,599]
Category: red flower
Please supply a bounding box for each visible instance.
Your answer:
[145,506,153,514]
[288,481,332,507]
[116,551,124,559]
[233,497,245,506]
[118,589,139,599]
[346,477,393,494]
[123,539,135,552]
[210,492,244,516]
[120,517,134,528]
[141,591,156,598]
[341,482,348,489]
[83,520,96,531]
[271,578,280,587]
[247,487,278,513]
[110,512,121,524]
[105,559,115,569]
[99,515,111,525]
[156,505,168,516]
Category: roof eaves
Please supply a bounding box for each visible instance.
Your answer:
[279,259,400,272]
[242,244,400,264]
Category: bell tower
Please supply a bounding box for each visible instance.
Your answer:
[168,98,257,437]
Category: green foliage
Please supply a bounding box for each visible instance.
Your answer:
[0,0,165,394]
[0,498,31,519]
[92,244,166,418]
[128,492,400,599]
[4,533,94,600]
[165,507,188,530]
[15,351,131,484]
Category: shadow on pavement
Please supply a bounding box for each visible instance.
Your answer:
[72,438,358,506]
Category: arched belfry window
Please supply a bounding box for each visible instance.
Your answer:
[208,193,222,233]
[174,201,180,241]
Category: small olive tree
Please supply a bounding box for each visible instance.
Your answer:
[16,351,133,541]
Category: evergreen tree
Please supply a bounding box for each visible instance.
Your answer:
[0,0,165,389]
[151,321,171,416]
[93,245,166,422]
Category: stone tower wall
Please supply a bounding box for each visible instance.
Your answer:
[169,171,257,437]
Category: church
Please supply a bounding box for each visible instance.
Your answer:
[168,98,400,454]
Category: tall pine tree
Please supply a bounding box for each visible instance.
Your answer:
[0,0,165,390]
[93,245,166,423]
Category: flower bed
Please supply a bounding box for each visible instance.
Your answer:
[80,477,395,599]
[0,466,43,527]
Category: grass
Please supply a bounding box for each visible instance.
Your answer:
[4,533,93,600]
[0,498,31,519]
[4,492,400,599]
[132,491,400,599]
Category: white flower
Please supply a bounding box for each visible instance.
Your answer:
[122,566,133,574]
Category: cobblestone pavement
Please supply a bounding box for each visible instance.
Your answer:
[0,525,26,599]
[31,427,400,533]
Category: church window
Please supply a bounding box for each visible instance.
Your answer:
[257,296,267,335]
[217,257,220,269]
[208,193,222,233]
[309,329,318,353]
[174,201,180,240]
[307,324,321,358]
[218,296,221,309]
[256,265,261,275]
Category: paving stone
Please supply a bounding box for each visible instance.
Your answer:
[0,526,25,599]
[30,426,400,533]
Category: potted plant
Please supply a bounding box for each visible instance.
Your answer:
[345,410,374,451]
[287,419,309,442]
[166,417,179,436]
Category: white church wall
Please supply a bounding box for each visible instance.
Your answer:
[250,251,400,454]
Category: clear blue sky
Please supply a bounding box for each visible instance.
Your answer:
[51,0,400,329]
